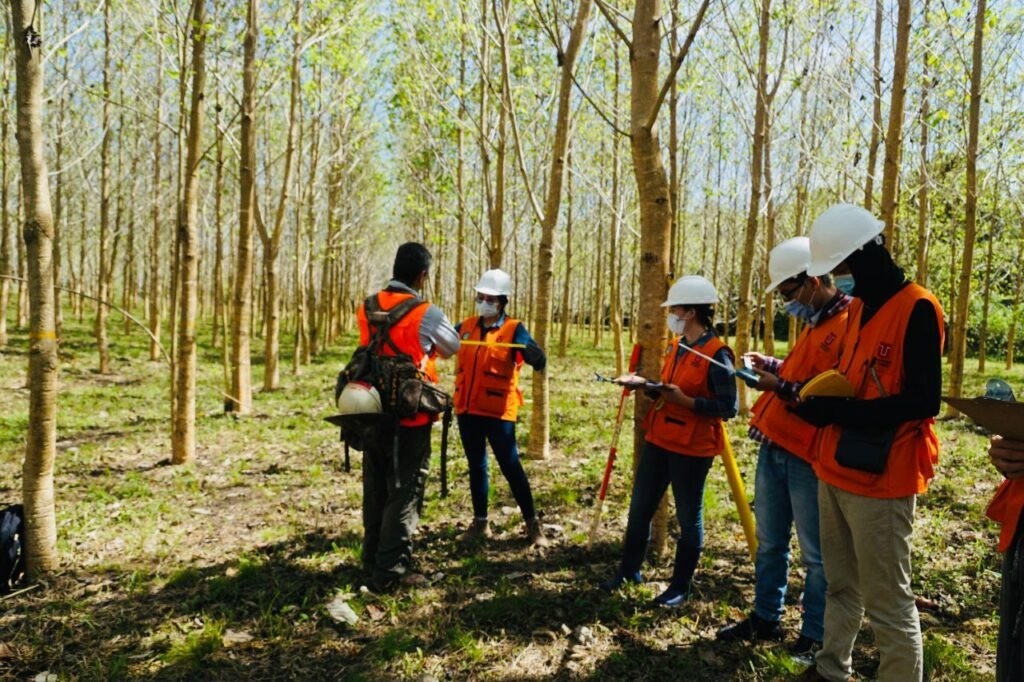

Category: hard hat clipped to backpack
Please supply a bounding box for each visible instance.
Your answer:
[662,275,718,307]
[475,269,512,297]
[807,203,884,276]
[337,381,383,415]
[766,237,811,293]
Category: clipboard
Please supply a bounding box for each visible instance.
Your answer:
[941,396,1024,440]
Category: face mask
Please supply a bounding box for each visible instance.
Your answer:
[783,299,817,324]
[667,313,688,336]
[476,300,499,318]
[834,274,856,296]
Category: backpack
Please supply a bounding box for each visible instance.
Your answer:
[332,294,451,450]
[0,504,25,595]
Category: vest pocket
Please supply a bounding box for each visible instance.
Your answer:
[834,425,897,474]
[472,387,509,415]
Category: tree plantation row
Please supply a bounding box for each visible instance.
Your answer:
[2,0,1022,578]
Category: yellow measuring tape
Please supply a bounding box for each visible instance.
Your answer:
[459,340,526,349]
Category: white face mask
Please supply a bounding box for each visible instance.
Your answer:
[476,300,499,318]
[667,313,687,336]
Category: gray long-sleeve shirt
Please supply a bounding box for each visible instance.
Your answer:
[384,280,460,359]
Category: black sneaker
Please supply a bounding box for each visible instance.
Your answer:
[715,613,785,642]
[789,634,822,661]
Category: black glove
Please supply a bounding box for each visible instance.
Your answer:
[522,340,546,371]
[791,396,851,427]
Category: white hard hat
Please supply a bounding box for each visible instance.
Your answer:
[765,237,811,293]
[474,269,512,297]
[336,381,383,414]
[807,203,884,276]
[661,275,718,306]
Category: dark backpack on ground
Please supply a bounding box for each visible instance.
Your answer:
[333,294,450,451]
[0,504,25,595]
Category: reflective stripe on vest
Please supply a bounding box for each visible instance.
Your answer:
[813,284,945,498]
[453,316,523,421]
[643,335,731,457]
[356,291,436,427]
[749,309,849,462]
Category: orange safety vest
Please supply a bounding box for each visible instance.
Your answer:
[356,290,438,427]
[749,307,849,462]
[813,284,944,498]
[988,479,1024,552]
[453,316,524,421]
[643,335,732,457]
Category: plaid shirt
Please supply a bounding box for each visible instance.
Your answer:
[748,292,852,447]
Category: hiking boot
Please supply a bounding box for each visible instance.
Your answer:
[716,613,785,642]
[652,583,690,608]
[789,634,822,662]
[458,519,491,544]
[525,518,549,547]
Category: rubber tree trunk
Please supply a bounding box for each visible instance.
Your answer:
[879,0,912,245]
[171,0,207,464]
[526,0,593,461]
[229,0,258,415]
[11,0,60,576]
[946,0,986,410]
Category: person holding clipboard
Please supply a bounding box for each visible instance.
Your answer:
[599,275,738,608]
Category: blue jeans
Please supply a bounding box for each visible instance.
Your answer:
[753,442,826,641]
[457,414,536,521]
[619,442,714,588]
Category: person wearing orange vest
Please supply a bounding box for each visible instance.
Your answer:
[716,238,850,662]
[452,269,549,547]
[356,242,459,591]
[600,275,738,608]
[988,435,1024,680]
[793,205,944,682]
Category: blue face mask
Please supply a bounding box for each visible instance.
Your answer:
[834,274,856,296]
[783,299,817,324]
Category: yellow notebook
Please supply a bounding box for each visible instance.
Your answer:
[799,370,855,400]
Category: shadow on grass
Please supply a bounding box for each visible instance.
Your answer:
[1,527,785,682]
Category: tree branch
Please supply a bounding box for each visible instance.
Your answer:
[594,0,631,50]
[647,0,711,131]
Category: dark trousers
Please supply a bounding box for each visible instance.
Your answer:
[457,414,536,521]
[619,442,714,588]
[362,423,432,585]
[999,509,1024,681]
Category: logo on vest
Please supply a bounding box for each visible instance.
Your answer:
[462,332,470,339]
[876,342,894,368]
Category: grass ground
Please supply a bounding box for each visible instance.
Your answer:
[0,311,1009,680]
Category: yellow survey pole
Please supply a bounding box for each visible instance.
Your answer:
[720,423,757,561]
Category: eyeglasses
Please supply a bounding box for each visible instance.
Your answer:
[776,282,803,301]
[476,294,500,304]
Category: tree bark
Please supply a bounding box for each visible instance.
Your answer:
[864,0,883,210]
[526,0,593,461]
[149,46,163,362]
[735,0,772,414]
[171,0,207,464]
[230,0,258,415]
[947,0,985,409]
[95,0,113,374]
[879,0,912,244]
[11,0,60,576]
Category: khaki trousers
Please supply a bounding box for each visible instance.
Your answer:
[815,482,922,682]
